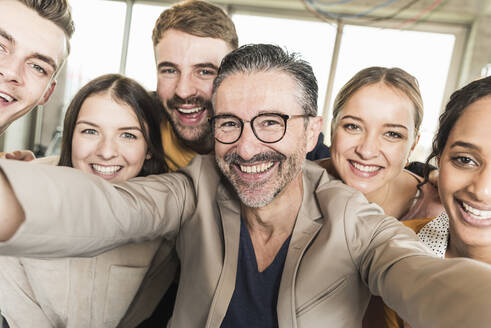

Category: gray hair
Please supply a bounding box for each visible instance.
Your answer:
[212,44,318,116]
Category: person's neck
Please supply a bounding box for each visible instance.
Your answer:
[365,171,417,219]
[243,173,303,235]
[447,236,491,265]
[180,135,214,155]
[365,183,391,209]
[242,172,304,271]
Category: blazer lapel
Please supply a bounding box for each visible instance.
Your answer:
[277,165,325,327]
[205,183,241,328]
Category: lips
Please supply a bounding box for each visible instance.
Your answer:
[457,199,491,227]
[239,162,274,174]
[348,160,382,177]
[460,201,491,219]
[0,91,16,103]
[351,161,380,172]
[175,105,207,126]
[177,106,203,114]
[90,164,122,177]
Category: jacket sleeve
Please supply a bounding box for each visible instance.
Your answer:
[345,192,491,328]
[0,157,197,258]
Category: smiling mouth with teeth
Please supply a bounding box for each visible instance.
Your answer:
[350,160,381,173]
[177,106,204,114]
[460,201,491,220]
[0,92,16,103]
[239,162,275,174]
[91,164,122,176]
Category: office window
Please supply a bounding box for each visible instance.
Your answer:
[23,0,127,155]
[64,0,126,100]
[483,63,491,77]
[125,3,170,90]
[232,14,337,117]
[330,25,455,159]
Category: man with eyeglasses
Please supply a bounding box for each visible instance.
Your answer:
[0,44,491,327]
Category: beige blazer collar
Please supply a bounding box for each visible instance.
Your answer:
[205,179,241,327]
[277,162,326,327]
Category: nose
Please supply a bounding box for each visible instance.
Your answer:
[0,55,24,85]
[175,73,198,100]
[468,164,491,202]
[235,123,262,161]
[354,133,379,160]
[96,136,118,160]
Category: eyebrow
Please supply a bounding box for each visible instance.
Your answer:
[215,110,283,117]
[340,115,408,130]
[0,27,58,72]
[76,121,143,132]
[33,53,58,72]
[449,141,481,152]
[157,61,219,71]
[0,28,13,43]
[157,61,177,71]
[194,63,219,70]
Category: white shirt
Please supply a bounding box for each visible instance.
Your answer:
[417,212,450,259]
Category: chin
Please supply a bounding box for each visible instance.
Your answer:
[344,178,375,193]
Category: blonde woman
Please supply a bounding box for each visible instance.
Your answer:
[318,67,444,327]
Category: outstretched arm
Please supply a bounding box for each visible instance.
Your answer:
[347,196,491,327]
[0,168,25,241]
[0,156,204,258]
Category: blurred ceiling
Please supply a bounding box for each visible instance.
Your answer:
[207,0,491,25]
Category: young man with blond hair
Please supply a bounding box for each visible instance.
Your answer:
[0,0,74,135]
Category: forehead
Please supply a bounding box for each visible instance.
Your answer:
[154,29,231,67]
[0,0,67,67]
[214,70,302,118]
[79,93,139,126]
[342,83,415,127]
[446,96,491,148]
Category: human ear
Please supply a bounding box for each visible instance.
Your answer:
[411,133,420,151]
[39,81,57,105]
[306,116,323,152]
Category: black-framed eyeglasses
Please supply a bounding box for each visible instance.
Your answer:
[209,113,313,144]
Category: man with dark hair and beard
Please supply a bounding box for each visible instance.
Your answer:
[151,0,238,171]
[112,1,239,326]
[1,44,491,327]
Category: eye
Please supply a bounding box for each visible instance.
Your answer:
[160,67,177,75]
[259,119,282,128]
[29,63,48,75]
[198,69,216,76]
[384,131,403,139]
[451,156,478,168]
[81,128,98,135]
[121,132,137,139]
[218,120,240,129]
[342,123,360,132]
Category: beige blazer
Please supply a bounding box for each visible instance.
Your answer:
[0,158,173,328]
[0,241,162,328]
[1,155,491,327]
